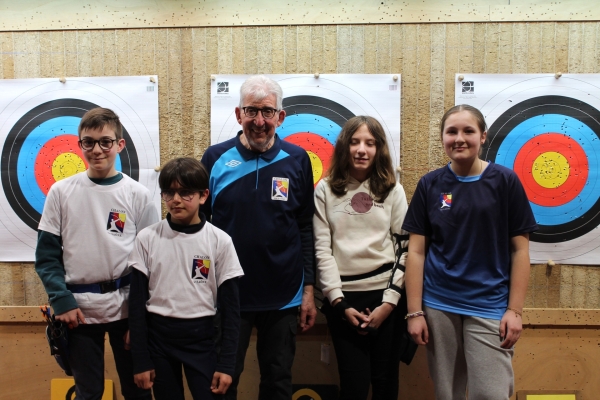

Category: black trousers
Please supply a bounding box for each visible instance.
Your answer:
[148,313,219,400]
[67,318,152,400]
[224,307,298,400]
[323,289,403,400]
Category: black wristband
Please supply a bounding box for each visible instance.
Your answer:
[332,299,351,319]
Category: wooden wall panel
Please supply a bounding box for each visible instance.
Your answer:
[1,21,600,311]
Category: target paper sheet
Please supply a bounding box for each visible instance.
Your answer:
[0,76,160,262]
[210,74,401,187]
[456,74,600,265]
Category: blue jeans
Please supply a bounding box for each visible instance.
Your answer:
[67,318,152,400]
[224,307,298,400]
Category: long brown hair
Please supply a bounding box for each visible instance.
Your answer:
[327,116,396,202]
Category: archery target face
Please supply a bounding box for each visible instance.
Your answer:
[211,75,401,187]
[0,76,160,261]
[456,74,600,264]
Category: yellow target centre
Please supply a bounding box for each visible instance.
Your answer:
[532,151,570,189]
[52,153,87,182]
[306,150,323,184]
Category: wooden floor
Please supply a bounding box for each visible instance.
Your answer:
[1,308,599,400]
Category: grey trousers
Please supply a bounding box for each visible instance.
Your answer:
[424,306,514,400]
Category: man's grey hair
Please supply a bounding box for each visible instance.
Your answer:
[239,75,283,110]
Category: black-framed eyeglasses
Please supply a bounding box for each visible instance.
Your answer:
[78,138,118,151]
[242,107,278,119]
[160,189,199,202]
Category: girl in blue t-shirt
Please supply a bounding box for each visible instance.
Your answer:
[402,105,537,399]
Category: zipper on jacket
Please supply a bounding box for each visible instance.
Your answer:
[255,157,260,189]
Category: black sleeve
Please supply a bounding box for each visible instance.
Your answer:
[215,277,241,376]
[298,213,315,286]
[129,268,154,374]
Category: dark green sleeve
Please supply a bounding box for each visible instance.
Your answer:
[34,230,78,315]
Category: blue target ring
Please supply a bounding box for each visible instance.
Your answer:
[484,95,600,243]
[494,114,600,226]
[278,114,341,145]
[18,116,124,214]
[279,95,355,185]
[1,98,139,230]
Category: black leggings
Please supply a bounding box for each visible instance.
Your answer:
[323,289,403,400]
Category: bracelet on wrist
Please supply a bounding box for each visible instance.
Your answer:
[405,311,426,319]
[506,307,522,317]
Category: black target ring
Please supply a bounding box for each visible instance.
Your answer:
[484,95,600,243]
[1,98,140,231]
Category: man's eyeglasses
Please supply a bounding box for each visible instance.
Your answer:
[160,189,199,202]
[78,138,118,151]
[242,107,278,119]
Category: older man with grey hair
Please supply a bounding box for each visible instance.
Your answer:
[201,75,316,399]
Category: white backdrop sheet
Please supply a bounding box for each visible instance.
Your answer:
[210,74,401,186]
[456,73,600,265]
[0,76,160,261]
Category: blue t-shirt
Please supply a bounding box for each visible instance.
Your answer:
[402,162,538,320]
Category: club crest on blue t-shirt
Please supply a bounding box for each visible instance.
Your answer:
[192,258,210,280]
[440,193,452,209]
[271,177,289,201]
[106,211,126,233]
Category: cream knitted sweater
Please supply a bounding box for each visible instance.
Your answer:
[314,177,408,306]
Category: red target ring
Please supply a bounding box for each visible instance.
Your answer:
[514,133,588,207]
[34,135,87,195]
[284,132,335,185]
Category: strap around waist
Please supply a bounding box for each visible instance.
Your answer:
[67,274,131,294]
[340,263,393,283]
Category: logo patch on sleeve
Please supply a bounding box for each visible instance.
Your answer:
[271,177,289,201]
[192,257,210,281]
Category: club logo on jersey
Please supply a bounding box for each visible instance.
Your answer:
[440,193,452,209]
[107,210,126,235]
[272,177,289,201]
[192,257,210,281]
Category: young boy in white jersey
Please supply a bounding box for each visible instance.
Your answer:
[35,107,159,400]
[128,157,244,400]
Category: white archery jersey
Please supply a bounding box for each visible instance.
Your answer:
[129,219,244,319]
[38,172,159,323]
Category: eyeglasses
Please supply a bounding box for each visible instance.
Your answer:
[160,189,199,202]
[78,138,118,151]
[242,107,279,119]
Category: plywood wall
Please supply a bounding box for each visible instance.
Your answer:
[1,22,599,309]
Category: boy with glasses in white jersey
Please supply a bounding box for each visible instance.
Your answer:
[127,157,244,399]
[35,107,158,400]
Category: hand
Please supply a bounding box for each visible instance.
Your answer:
[123,330,131,350]
[299,285,317,333]
[211,372,232,394]
[362,303,394,330]
[499,309,522,349]
[407,316,429,345]
[343,307,370,334]
[55,308,86,329]
[134,370,155,389]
